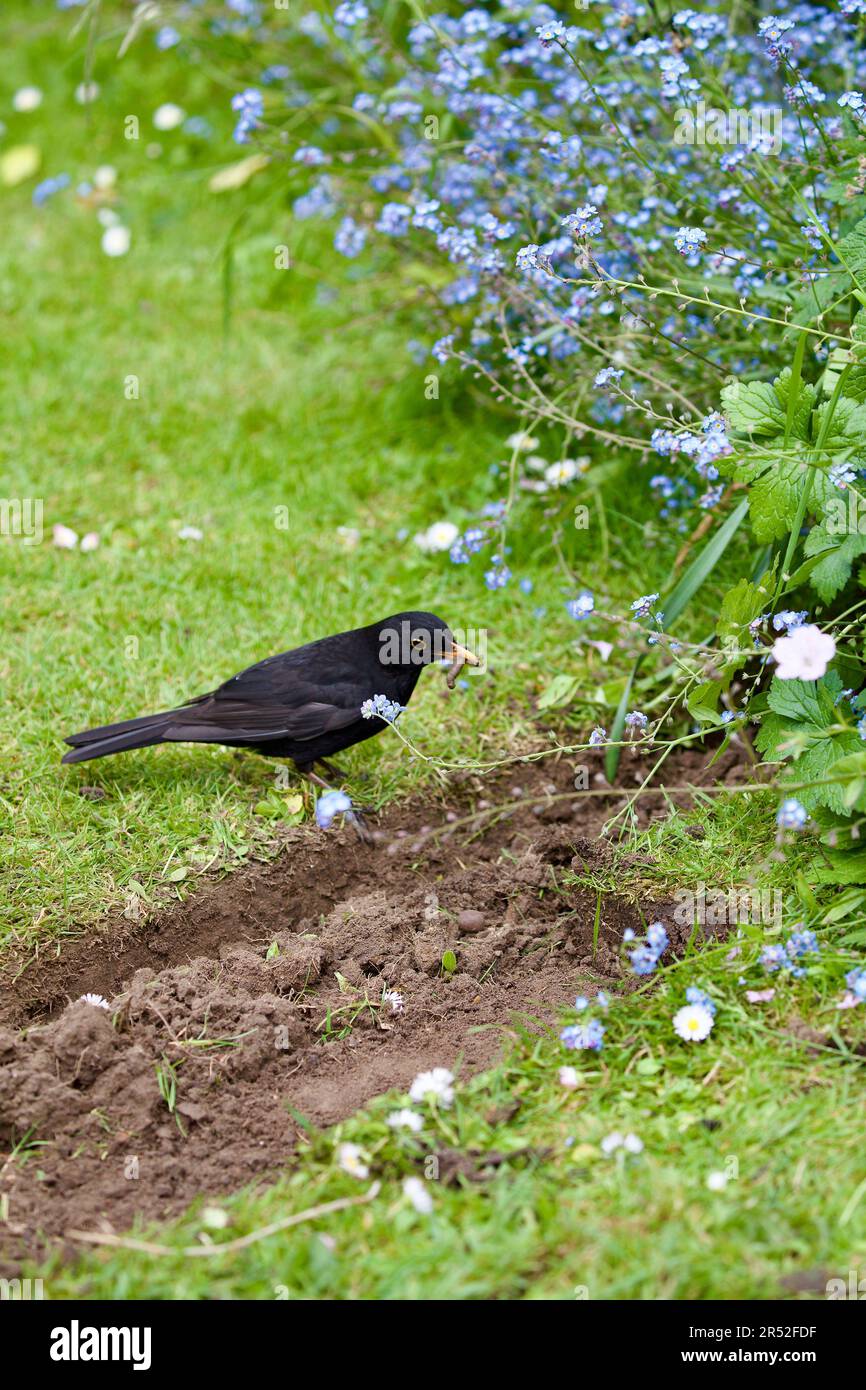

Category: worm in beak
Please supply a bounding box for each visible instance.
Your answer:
[445,641,480,689]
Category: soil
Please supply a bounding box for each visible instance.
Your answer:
[0,746,740,1271]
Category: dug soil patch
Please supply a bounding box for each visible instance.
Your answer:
[0,749,737,1269]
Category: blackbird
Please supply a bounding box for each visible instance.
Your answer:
[62,610,479,800]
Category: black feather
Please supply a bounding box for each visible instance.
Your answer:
[62,610,454,772]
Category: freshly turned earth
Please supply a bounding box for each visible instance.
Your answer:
[0,749,735,1269]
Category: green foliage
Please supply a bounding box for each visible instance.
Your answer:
[755,675,864,815]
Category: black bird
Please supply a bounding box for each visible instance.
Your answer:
[62,610,479,801]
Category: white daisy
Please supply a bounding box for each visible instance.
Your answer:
[101,225,131,257]
[78,992,110,1010]
[13,86,43,112]
[413,521,458,553]
[506,431,539,452]
[408,1066,455,1107]
[153,103,186,131]
[558,1065,581,1089]
[672,1003,714,1042]
[544,459,579,487]
[336,1142,369,1179]
[387,1109,423,1132]
[383,988,404,1015]
[53,523,78,550]
[403,1176,433,1214]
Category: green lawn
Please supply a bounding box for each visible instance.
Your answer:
[4,2,866,1301]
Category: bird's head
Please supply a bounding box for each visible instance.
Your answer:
[373,611,480,687]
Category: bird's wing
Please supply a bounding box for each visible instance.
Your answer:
[162,697,360,744]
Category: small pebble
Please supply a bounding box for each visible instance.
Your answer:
[457,909,487,934]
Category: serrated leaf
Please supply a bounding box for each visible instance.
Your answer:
[745,450,836,542]
[788,733,865,814]
[804,523,866,601]
[766,678,827,726]
[815,396,866,468]
[834,213,866,281]
[721,379,786,436]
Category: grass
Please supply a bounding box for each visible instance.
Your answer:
[1,5,754,952]
[39,924,866,1299]
[4,2,866,1301]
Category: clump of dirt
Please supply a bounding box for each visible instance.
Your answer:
[0,748,738,1270]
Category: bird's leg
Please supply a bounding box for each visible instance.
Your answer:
[304,771,374,843]
[316,758,349,781]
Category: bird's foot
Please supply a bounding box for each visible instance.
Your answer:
[317,758,349,781]
[345,807,377,844]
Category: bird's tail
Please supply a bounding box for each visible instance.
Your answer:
[62,710,180,764]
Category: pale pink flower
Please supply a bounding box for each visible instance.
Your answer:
[53,523,78,550]
[770,624,836,681]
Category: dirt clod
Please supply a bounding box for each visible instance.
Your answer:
[0,748,736,1270]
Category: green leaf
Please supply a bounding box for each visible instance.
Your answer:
[834,213,866,281]
[635,1057,662,1076]
[793,734,865,813]
[687,680,723,725]
[821,887,866,925]
[720,379,786,436]
[837,310,866,402]
[766,678,828,726]
[663,498,750,625]
[441,950,457,974]
[744,450,836,543]
[537,672,581,711]
[754,712,792,762]
[804,523,866,601]
[717,571,774,649]
[814,850,866,885]
[605,658,639,783]
[814,396,866,468]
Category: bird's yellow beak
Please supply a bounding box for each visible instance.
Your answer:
[445,641,480,688]
[450,641,480,668]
